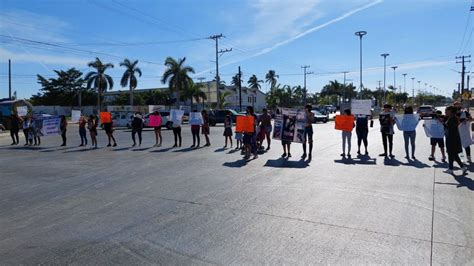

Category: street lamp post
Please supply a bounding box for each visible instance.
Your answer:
[391,66,398,93]
[418,81,421,94]
[402,73,407,94]
[411,77,415,105]
[355,31,367,99]
[381,53,390,104]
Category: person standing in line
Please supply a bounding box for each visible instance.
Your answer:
[103,117,117,147]
[427,110,446,162]
[22,116,30,146]
[302,105,314,160]
[78,115,88,147]
[259,108,272,150]
[340,109,355,158]
[453,101,472,163]
[356,114,372,156]
[131,112,144,147]
[190,110,201,148]
[444,106,467,175]
[379,104,395,158]
[223,111,233,148]
[400,106,417,160]
[172,113,182,148]
[235,130,243,151]
[201,110,211,146]
[243,106,258,160]
[60,115,68,146]
[153,111,162,147]
[87,115,98,149]
[32,116,41,146]
[9,114,20,145]
[26,116,34,146]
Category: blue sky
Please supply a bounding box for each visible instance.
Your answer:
[0,0,473,100]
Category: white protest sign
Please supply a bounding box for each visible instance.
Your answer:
[351,99,371,115]
[170,109,184,125]
[17,106,28,117]
[189,112,203,125]
[395,114,419,131]
[458,122,473,148]
[38,117,61,136]
[423,120,444,139]
[71,110,81,123]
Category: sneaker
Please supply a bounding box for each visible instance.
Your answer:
[132,144,136,147]
[428,156,435,161]
[347,153,351,158]
[107,144,111,147]
[266,146,270,151]
[462,166,468,175]
[172,144,177,148]
[10,142,15,145]
[357,151,361,155]
[281,153,287,158]
[365,151,369,156]
[340,153,345,157]
[113,143,117,147]
[441,157,446,163]
[445,169,454,175]
[288,153,292,158]
[379,153,387,157]
[468,156,472,163]
[191,145,195,148]
[389,154,395,158]
[301,153,307,159]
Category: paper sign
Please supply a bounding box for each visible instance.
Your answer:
[272,108,306,143]
[459,122,473,148]
[395,114,419,131]
[35,117,61,137]
[236,116,255,133]
[17,106,28,117]
[149,115,162,127]
[335,115,355,131]
[351,99,371,115]
[423,120,445,139]
[71,110,81,123]
[170,109,184,125]
[189,112,203,125]
[100,112,112,123]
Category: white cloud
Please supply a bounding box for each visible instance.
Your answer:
[0,47,89,66]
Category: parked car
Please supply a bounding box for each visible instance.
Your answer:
[128,112,173,129]
[417,105,435,118]
[313,106,328,115]
[311,110,329,123]
[111,111,135,128]
[323,105,336,114]
[209,109,242,126]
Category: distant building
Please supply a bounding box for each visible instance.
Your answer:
[103,82,267,112]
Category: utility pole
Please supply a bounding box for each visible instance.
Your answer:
[342,71,349,102]
[8,59,12,100]
[301,65,312,105]
[381,53,389,104]
[197,77,206,110]
[418,80,421,95]
[456,55,471,101]
[238,66,242,112]
[411,77,415,105]
[402,73,407,94]
[377,80,382,107]
[391,66,398,92]
[209,34,232,108]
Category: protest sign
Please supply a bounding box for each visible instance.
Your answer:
[351,99,371,115]
[189,112,203,125]
[272,108,306,143]
[71,110,81,123]
[149,115,162,127]
[459,122,473,148]
[170,109,184,125]
[17,106,28,117]
[334,115,355,131]
[236,116,255,133]
[35,116,60,137]
[100,112,112,123]
[395,114,419,131]
[423,120,444,139]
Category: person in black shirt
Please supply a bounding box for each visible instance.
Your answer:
[444,106,467,175]
[9,114,20,145]
[356,114,372,155]
[131,112,144,147]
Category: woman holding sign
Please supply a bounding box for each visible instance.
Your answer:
[444,106,467,175]
[379,104,395,158]
[340,109,355,158]
[190,110,201,148]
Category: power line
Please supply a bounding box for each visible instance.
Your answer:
[457,1,474,55]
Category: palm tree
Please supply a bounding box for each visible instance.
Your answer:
[120,59,142,108]
[161,57,195,108]
[181,82,207,110]
[218,91,232,109]
[265,70,279,91]
[231,73,242,87]
[84,57,114,111]
[247,74,263,91]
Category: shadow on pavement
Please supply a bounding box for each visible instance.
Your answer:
[63,148,94,153]
[150,147,173,153]
[223,159,248,168]
[173,147,195,153]
[214,147,227,152]
[264,158,308,168]
[384,157,430,168]
[1,146,49,151]
[113,147,130,151]
[334,156,377,165]
[132,147,151,151]
[227,149,242,154]
[436,175,474,191]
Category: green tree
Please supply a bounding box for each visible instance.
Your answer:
[247,74,263,90]
[84,57,114,111]
[231,73,242,87]
[265,70,278,91]
[217,91,232,109]
[120,59,142,107]
[161,57,195,107]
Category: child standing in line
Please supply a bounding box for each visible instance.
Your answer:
[223,112,233,148]
[235,131,243,150]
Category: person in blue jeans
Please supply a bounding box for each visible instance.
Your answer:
[402,106,417,160]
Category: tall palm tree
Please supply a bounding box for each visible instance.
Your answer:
[120,59,142,108]
[84,57,114,111]
[218,91,232,109]
[265,70,279,92]
[248,74,263,91]
[231,73,242,87]
[161,57,195,108]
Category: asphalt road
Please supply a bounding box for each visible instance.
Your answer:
[0,121,472,264]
